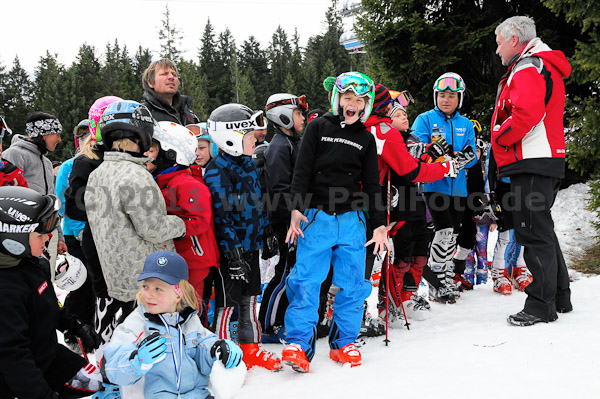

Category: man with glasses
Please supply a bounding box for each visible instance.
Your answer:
[141,58,200,125]
[492,16,572,326]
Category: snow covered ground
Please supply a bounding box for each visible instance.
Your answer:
[76,183,599,398]
[235,182,600,399]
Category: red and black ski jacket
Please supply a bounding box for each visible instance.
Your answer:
[0,160,27,187]
[156,168,219,271]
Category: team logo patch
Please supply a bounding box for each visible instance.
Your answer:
[157,257,168,266]
[38,281,48,295]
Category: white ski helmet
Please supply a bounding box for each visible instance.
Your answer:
[55,254,87,291]
[433,72,466,109]
[265,93,308,130]
[154,121,198,166]
[207,104,266,157]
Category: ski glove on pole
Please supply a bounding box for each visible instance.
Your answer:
[129,331,167,374]
[455,145,477,170]
[225,248,251,283]
[261,225,279,260]
[442,159,459,178]
[211,339,243,369]
[64,318,101,353]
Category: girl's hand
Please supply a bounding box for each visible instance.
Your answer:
[286,210,309,243]
[365,225,392,255]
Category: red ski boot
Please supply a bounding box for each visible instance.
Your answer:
[330,343,362,367]
[239,343,283,371]
[281,343,310,373]
[512,266,531,292]
[492,268,512,295]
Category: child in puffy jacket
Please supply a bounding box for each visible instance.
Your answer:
[104,251,243,399]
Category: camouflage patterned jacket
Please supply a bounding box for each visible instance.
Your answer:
[84,151,186,302]
[204,153,268,255]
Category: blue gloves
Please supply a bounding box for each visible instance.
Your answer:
[129,332,167,374]
[210,339,243,369]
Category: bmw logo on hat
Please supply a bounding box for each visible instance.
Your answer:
[157,257,168,266]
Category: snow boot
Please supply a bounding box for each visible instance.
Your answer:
[330,343,362,367]
[239,343,283,371]
[511,266,531,292]
[508,311,557,326]
[281,343,310,373]
[492,268,512,295]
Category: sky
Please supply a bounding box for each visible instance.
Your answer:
[2,0,338,74]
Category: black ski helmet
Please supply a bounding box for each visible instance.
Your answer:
[0,186,60,258]
[99,100,156,153]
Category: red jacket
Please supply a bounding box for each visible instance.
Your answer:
[156,168,219,270]
[364,115,447,184]
[0,160,28,187]
[491,38,571,178]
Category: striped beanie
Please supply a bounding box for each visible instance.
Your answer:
[373,83,393,112]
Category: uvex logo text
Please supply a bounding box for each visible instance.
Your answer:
[225,121,257,129]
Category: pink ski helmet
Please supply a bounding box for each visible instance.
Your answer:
[88,96,123,142]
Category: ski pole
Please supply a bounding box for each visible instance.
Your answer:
[384,168,391,346]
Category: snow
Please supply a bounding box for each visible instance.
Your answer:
[78,183,600,398]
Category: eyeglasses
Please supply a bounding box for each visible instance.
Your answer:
[335,74,374,96]
[186,123,208,137]
[391,90,414,107]
[435,77,464,92]
[207,111,267,132]
[266,95,308,112]
[0,116,13,139]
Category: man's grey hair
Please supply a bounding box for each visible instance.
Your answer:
[495,16,537,45]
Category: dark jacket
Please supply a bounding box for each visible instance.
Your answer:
[0,256,86,398]
[64,145,106,223]
[142,87,200,125]
[290,112,385,230]
[264,128,300,226]
[204,153,269,254]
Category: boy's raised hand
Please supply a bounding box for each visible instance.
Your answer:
[365,225,392,255]
[286,209,309,243]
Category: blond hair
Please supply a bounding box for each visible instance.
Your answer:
[112,138,140,153]
[136,279,199,312]
[76,134,99,160]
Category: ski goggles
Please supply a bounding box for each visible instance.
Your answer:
[74,126,90,138]
[207,110,267,132]
[0,116,13,139]
[186,123,208,137]
[434,76,464,92]
[36,195,61,234]
[335,74,374,96]
[266,95,308,112]
[476,138,488,151]
[390,90,414,107]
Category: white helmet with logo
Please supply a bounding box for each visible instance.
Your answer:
[55,254,87,291]
[154,122,199,166]
[207,104,266,156]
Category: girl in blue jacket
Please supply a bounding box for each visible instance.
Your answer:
[412,72,477,303]
[104,251,243,399]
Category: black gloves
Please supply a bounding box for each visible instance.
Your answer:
[64,319,101,353]
[426,138,449,160]
[261,225,279,260]
[210,339,243,369]
[225,248,251,283]
[455,145,477,170]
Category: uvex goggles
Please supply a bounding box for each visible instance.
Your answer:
[207,111,267,132]
[390,90,414,107]
[435,76,464,92]
[186,123,208,137]
[335,75,374,96]
[74,126,90,138]
[0,116,12,139]
[266,95,308,112]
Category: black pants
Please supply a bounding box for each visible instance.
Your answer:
[510,174,571,319]
[258,224,292,333]
[62,235,96,326]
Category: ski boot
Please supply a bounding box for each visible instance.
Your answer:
[511,266,531,292]
[359,312,386,337]
[454,274,474,291]
[239,343,283,371]
[508,311,556,326]
[330,343,362,367]
[281,343,310,373]
[492,268,512,295]
[429,284,456,304]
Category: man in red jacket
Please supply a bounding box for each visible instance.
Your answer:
[492,16,572,326]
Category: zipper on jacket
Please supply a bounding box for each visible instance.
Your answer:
[449,117,455,196]
[41,154,49,194]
